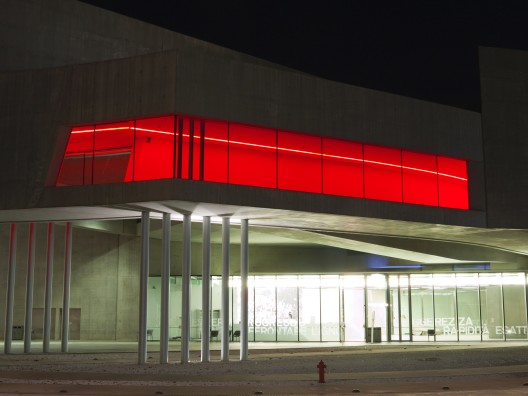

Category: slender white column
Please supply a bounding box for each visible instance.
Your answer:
[221,217,230,362]
[159,213,171,364]
[201,216,211,362]
[181,214,191,363]
[240,219,249,361]
[43,223,54,353]
[61,222,72,353]
[24,223,36,353]
[4,224,17,354]
[138,212,150,364]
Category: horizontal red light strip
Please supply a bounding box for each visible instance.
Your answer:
[71,126,132,134]
[135,127,174,136]
[228,138,276,151]
[438,172,467,181]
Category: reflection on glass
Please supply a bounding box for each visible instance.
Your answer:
[433,274,457,341]
[502,273,527,340]
[57,125,94,186]
[93,121,135,184]
[390,275,411,341]
[142,272,528,345]
[456,274,481,341]
[342,282,365,341]
[367,274,387,342]
[211,276,222,337]
[299,276,321,341]
[399,276,411,341]
[255,276,276,341]
[248,276,255,342]
[411,274,434,341]
[479,273,503,341]
[321,286,339,341]
[342,275,366,342]
[277,276,299,341]
[190,276,203,340]
[134,116,175,181]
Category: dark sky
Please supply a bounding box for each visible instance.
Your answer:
[81,0,528,111]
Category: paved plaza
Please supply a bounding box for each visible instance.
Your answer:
[1,341,528,394]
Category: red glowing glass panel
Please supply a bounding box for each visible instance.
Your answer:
[192,120,202,180]
[278,131,322,193]
[133,116,175,181]
[322,138,363,197]
[203,119,229,183]
[92,121,134,184]
[229,123,277,188]
[56,125,94,186]
[364,144,402,202]
[178,117,191,180]
[437,156,468,209]
[55,114,470,211]
[175,117,202,180]
[402,150,439,206]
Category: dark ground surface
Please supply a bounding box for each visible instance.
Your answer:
[1,343,528,394]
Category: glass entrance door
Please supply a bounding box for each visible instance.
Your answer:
[340,276,365,341]
[389,275,411,341]
[366,274,388,342]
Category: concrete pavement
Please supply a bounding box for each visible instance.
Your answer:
[1,341,528,394]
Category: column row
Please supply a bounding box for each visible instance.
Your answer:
[4,222,73,354]
[137,213,249,364]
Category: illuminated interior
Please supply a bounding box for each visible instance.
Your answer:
[56,114,469,209]
[146,273,528,342]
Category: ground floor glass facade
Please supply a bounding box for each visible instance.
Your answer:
[147,273,528,343]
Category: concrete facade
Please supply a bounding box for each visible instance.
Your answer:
[0,223,141,341]
[480,47,528,229]
[0,1,527,346]
[0,1,485,228]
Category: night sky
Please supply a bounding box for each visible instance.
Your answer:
[81,0,528,111]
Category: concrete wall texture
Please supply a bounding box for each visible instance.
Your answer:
[0,0,488,229]
[0,221,374,341]
[0,0,273,73]
[0,223,141,341]
[480,47,528,229]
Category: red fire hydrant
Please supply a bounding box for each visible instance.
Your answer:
[317,359,327,383]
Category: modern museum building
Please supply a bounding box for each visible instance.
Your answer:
[1,0,528,363]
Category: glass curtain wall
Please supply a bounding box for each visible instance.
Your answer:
[456,273,481,341]
[433,274,458,341]
[341,275,366,341]
[479,273,504,341]
[410,274,434,341]
[299,276,321,341]
[321,276,340,341]
[389,275,411,341]
[502,273,527,340]
[254,276,276,341]
[366,274,388,342]
[145,273,528,344]
[276,276,299,341]
[57,115,470,209]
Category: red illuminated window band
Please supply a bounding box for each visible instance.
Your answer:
[70,126,466,181]
[56,115,469,209]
